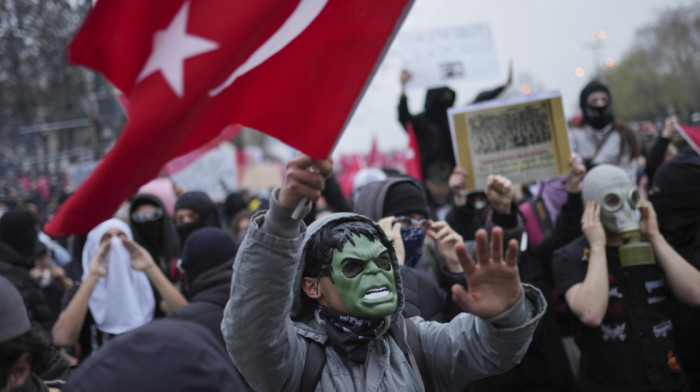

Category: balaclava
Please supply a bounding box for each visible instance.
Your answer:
[579,81,614,130]
[174,191,221,246]
[0,209,37,259]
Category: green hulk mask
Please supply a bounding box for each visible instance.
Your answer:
[323,234,398,318]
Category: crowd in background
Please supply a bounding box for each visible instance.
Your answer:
[1,76,700,392]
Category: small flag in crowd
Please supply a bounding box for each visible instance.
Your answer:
[676,123,700,155]
[45,0,414,236]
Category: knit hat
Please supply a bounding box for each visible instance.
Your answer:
[0,209,37,258]
[382,181,429,218]
[180,227,237,287]
[0,276,31,342]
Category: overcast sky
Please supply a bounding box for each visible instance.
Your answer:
[332,0,694,158]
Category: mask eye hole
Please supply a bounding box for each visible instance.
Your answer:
[603,193,622,211]
[342,261,364,278]
[374,255,391,271]
[628,189,640,208]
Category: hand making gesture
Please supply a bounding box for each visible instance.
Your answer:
[452,227,521,319]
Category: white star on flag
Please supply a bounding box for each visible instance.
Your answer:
[137,1,219,98]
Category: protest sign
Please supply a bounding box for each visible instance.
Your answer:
[449,91,571,190]
[170,143,237,202]
[65,162,98,193]
[396,23,500,89]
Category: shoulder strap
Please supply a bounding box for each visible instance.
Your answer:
[300,339,326,392]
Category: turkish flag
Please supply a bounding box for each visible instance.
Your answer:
[45,0,413,236]
[405,123,423,180]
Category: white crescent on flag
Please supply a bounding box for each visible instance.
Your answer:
[209,0,328,96]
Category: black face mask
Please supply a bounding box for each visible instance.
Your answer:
[584,105,614,129]
[135,220,163,256]
[176,221,207,248]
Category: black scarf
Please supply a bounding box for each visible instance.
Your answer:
[318,306,385,364]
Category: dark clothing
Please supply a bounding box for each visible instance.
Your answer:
[445,201,488,241]
[0,243,53,337]
[398,87,457,178]
[470,192,582,392]
[129,193,180,279]
[644,136,672,189]
[168,261,233,345]
[650,151,700,391]
[553,236,689,391]
[399,265,446,322]
[64,319,251,392]
[60,284,116,361]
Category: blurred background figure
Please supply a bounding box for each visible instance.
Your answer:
[173,191,222,247]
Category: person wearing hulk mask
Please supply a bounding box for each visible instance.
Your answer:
[222,153,546,392]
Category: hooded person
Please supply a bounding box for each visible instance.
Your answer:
[222,153,546,392]
[552,164,700,391]
[354,176,524,314]
[0,275,72,392]
[568,81,641,182]
[128,193,181,282]
[168,227,237,345]
[0,209,53,336]
[650,151,700,391]
[64,319,250,392]
[51,219,187,360]
[173,191,222,247]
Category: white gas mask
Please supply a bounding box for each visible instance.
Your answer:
[582,164,653,267]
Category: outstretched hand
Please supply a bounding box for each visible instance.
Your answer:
[452,227,521,319]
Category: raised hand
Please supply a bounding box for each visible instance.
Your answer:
[449,167,468,207]
[279,153,332,210]
[87,240,110,278]
[427,221,464,273]
[639,200,661,241]
[122,237,157,272]
[581,201,606,248]
[452,227,521,319]
[378,216,405,266]
[485,174,514,214]
[566,155,586,193]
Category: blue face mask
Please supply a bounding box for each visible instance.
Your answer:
[401,227,426,268]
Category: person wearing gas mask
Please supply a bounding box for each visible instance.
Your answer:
[222,153,546,392]
[568,81,641,183]
[552,164,700,391]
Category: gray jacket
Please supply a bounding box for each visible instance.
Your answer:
[222,190,546,392]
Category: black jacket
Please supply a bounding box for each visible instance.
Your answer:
[0,242,53,337]
[168,260,233,345]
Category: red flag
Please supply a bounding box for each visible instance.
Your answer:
[676,124,700,155]
[405,123,423,180]
[45,0,413,236]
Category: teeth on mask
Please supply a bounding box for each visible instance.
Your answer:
[364,287,388,299]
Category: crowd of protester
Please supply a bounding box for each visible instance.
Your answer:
[2,76,700,392]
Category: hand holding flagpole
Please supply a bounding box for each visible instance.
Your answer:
[279,154,332,219]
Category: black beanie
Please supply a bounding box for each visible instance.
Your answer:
[382,181,429,218]
[180,227,237,287]
[0,209,37,258]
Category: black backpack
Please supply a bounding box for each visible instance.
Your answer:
[299,317,432,392]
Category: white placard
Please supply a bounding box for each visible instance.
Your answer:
[397,23,500,89]
[170,143,238,202]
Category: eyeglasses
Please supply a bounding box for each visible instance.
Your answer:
[131,207,164,223]
[393,216,429,230]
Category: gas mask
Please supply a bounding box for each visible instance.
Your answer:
[582,164,654,267]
